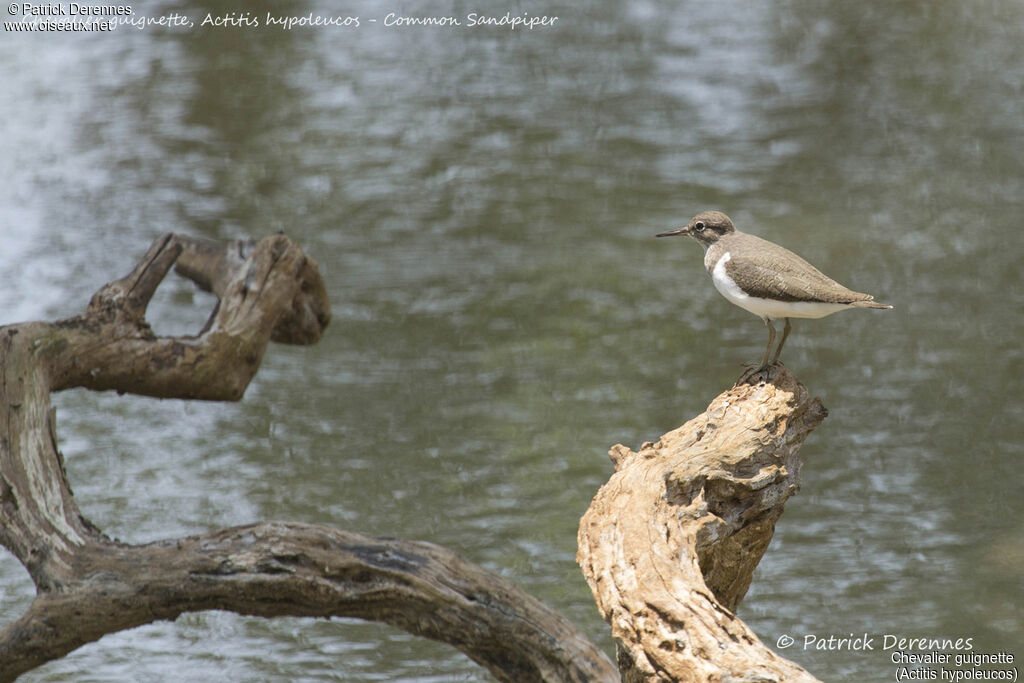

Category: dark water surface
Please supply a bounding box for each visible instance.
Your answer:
[2,1,1022,680]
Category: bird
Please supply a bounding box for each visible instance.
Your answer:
[656,210,892,370]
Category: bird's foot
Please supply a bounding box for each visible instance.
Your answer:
[736,360,784,386]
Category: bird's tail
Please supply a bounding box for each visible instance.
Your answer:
[850,299,893,309]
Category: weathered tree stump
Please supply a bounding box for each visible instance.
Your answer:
[578,366,827,682]
[0,234,617,683]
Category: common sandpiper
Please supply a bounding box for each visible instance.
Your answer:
[657,210,892,369]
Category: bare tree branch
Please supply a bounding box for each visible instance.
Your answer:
[0,522,616,682]
[0,234,617,683]
[578,366,827,682]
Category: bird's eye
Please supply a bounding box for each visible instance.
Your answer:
[694,221,705,232]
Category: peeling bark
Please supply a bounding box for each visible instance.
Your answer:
[577,366,827,682]
[0,234,616,683]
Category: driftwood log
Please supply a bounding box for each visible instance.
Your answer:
[578,365,827,682]
[0,234,617,682]
[1,232,827,682]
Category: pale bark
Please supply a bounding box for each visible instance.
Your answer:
[0,233,617,683]
[577,366,827,682]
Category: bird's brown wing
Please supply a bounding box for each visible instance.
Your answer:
[723,234,876,304]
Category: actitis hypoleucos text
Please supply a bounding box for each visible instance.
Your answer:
[657,210,892,369]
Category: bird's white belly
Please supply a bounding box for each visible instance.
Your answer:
[710,252,850,321]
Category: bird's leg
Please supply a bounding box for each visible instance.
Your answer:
[772,318,792,364]
[760,318,776,369]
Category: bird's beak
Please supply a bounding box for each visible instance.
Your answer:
[655,226,690,238]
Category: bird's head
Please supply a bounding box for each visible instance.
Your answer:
[656,210,735,250]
